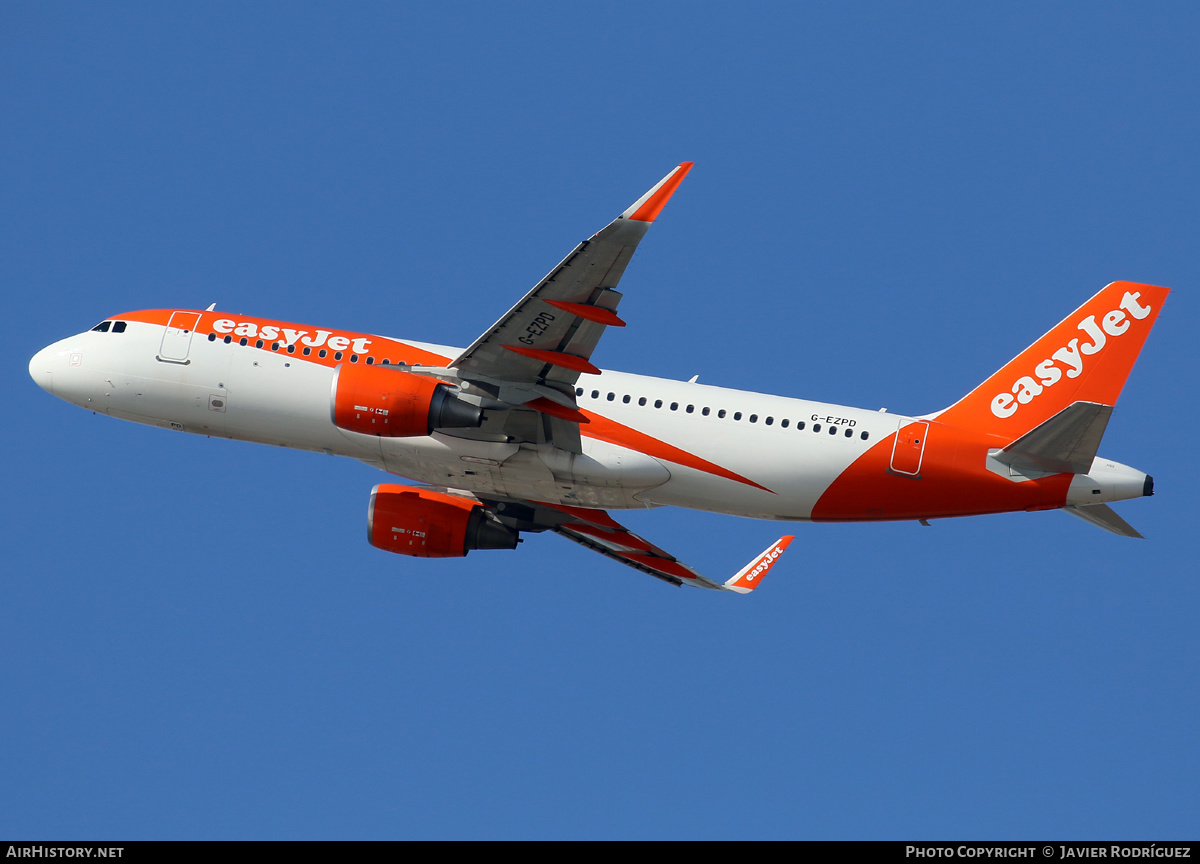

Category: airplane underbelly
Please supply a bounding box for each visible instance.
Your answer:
[378,435,670,509]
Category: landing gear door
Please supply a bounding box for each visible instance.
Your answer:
[159,311,202,364]
[890,420,929,476]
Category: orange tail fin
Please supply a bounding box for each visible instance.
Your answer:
[935,281,1169,440]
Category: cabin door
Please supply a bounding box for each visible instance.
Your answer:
[158,311,202,363]
[890,420,929,476]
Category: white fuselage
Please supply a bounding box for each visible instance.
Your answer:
[29,318,891,518]
[29,311,1150,528]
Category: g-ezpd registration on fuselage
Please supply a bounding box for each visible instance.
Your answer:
[28,164,1168,592]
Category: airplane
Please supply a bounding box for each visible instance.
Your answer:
[28,163,1168,593]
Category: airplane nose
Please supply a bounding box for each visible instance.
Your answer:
[29,346,53,394]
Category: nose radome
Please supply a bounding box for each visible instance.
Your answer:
[29,346,54,394]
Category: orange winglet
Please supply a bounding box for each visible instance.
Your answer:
[627,162,694,223]
[526,397,590,424]
[724,536,793,594]
[543,300,627,327]
[503,345,601,375]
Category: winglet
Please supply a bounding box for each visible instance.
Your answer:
[622,162,694,223]
[724,536,794,594]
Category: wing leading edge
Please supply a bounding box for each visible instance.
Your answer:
[444,164,694,451]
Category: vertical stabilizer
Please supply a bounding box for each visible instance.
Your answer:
[936,282,1168,440]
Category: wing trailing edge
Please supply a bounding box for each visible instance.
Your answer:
[545,502,792,592]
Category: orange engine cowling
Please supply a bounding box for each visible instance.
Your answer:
[368,484,520,558]
[331,363,482,437]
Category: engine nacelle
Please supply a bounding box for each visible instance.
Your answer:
[367,484,520,558]
[331,363,482,437]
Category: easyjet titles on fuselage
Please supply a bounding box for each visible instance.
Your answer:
[210,318,373,354]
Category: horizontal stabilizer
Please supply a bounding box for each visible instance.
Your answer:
[1062,503,1143,538]
[997,401,1112,476]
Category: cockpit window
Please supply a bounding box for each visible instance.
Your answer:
[111,321,127,333]
[92,321,111,332]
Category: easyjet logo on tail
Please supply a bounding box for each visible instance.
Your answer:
[990,291,1153,419]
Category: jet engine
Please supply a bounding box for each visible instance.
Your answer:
[367,484,519,558]
[331,364,482,437]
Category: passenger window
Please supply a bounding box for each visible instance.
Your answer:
[256,340,264,349]
[765,416,773,425]
[797,421,805,430]
[271,342,280,351]
[112,321,127,333]
[287,344,296,354]
[813,423,821,433]
[592,390,600,399]
[335,352,343,361]
[670,402,679,411]
[623,395,631,403]
[749,414,758,423]
[240,338,249,346]
[718,409,726,419]
[702,407,710,416]
[861,431,870,441]
[350,354,358,363]
[319,349,327,358]
[208,333,217,341]
[576,388,584,396]
[655,400,663,409]
[844,428,853,438]
[224,335,233,344]
[686,405,694,413]
[733,412,742,421]
[365,355,373,364]
[380,358,388,364]
[638,397,647,406]
[607,392,615,401]
[829,426,837,435]
[781,419,789,428]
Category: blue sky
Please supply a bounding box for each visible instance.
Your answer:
[3,2,1198,839]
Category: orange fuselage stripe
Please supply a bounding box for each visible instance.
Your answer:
[581,410,773,493]
[812,420,1072,521]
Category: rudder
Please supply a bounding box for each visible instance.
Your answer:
[935,281,1169,440]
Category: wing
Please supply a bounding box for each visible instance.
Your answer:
[393,485,791,593]
[551,505,792,592]
[494,499,790,592]
[445,163,693,450]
